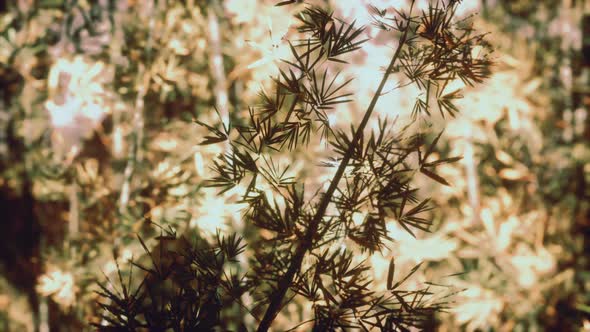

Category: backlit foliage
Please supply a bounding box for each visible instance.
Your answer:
[1,0,588,331]
[94,1,492,330]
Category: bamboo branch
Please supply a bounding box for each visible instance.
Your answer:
[256,4,414,330]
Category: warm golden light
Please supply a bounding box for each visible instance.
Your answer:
[36,268,77,308]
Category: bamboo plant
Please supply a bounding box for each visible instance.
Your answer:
[95,0,492,330]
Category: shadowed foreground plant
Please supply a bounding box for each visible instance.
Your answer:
[94,0,492,330]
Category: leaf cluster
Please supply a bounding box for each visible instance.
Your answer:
[329,119,462,250]
[294,251,447,331]
[94,230,249,331]
[371,1,493,119]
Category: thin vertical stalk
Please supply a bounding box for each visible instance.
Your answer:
[68,181,79,256]
[207,1,230,129]
[118,65,149,215]
[118,0,155,217]
[257,4,414,330]
[207,4,248,326]
[464,128,480,222]
[39,296,49,332]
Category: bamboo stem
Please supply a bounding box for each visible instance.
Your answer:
[207,2,230,129]
[68,182,79,258]
[464,128,480,222]
[118,0,155,217]
[118,65,148,215]
[38,296,49,332]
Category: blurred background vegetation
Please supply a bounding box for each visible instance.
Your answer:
[0,0,588,330]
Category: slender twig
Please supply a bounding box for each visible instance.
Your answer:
[256,3,415,330]
[284,318,315,331]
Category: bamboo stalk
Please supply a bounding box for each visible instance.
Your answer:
[207,2,230,129]
[68,181,79,257]
[118,65,148,215]
[38,296,49,332]
[464,128,480,222]
[118,0,155,217]
[207,3,252,327]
